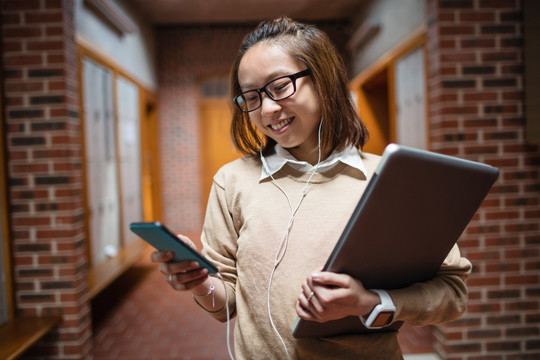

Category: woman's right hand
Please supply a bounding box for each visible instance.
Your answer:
[149,234,210,292]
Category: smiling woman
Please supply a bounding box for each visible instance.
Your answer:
[149,16,471,360]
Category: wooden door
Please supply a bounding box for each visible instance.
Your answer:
[199,98,241,208]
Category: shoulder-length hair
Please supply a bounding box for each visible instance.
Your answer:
[230,17,369,157]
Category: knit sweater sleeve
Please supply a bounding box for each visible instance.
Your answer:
[198,170,239,322]
[388,243,472,326]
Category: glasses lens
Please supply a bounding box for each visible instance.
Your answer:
[267,77,294,101]
[237,90,260,112]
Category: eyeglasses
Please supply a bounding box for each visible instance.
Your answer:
[233,69,311,113]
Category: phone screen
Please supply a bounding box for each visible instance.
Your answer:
[129,221,218,274]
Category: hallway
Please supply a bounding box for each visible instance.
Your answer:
[91,247,437,360]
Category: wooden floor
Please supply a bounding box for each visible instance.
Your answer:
[92,249,436,359]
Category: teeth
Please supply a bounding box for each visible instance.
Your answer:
[271,118,292,131]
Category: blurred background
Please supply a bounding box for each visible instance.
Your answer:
[0,0,539,359]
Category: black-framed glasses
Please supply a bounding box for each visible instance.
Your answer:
[233,69,311,113]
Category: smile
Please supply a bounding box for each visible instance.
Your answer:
[270,117,292,131]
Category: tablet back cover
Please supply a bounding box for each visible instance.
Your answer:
[291,144,499,338]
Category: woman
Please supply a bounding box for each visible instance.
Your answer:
[152,17,471,359]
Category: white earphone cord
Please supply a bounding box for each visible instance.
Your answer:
[262,118,323,359]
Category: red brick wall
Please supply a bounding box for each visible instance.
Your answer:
[154,25,250,235]
[426,0,540,359]
[1,0,91,358]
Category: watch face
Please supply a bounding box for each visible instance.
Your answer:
[372,311,394,328]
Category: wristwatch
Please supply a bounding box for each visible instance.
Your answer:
[360,289,396,329]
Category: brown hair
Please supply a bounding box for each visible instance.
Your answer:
[230,17,368,157]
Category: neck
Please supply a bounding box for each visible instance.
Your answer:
[287,145,323,166]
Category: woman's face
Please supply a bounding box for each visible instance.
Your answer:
[237,42,322,164]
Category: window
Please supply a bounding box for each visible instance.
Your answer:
[351,29,427,155]
[82,58,143,266]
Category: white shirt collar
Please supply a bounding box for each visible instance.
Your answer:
[260,144,367,180]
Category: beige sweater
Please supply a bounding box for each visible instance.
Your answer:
[200,151,472,360]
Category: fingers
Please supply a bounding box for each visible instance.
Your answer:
[310,271,351,288]
[150,250,174,263]
[167,271,208,291]
[297,282,325,322]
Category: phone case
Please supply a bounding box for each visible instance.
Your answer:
[129,221,218,274]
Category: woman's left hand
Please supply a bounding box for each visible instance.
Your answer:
[296,271,381,323]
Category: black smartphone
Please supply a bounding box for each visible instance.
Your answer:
[129,221,218,274]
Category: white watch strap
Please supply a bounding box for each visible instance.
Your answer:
[360,289,396,329]
[372,289,396,310]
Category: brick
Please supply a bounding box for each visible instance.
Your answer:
[441,0,474,9]
[19,294,55,303]
[448,342,482,352]
[487,314,521,325]
[506,326,540,337]
[31,121,67,131]
[479,0,518,9]
[487,289,521,299]
[442,79,476,88]
[460,11,496,22]
[440,25,475,35]
[8,109,44,119]
[461,38,496,48]
[481,25,516,34]
[487,341,521,352]
[500,11,522,22]
[42,281,75,290]
[467,276,501,286]
[28,68,64,78]
[483,78,517,87]
[2,0,41,11]
[463,118,497,127]
[484,104,518,114]
[11,136,47,146]
[463,66,495,75]
[11,163,49,174]
[468,328,501,339]
[467,302,502,313]
[35,175,70,185]
[25,12,63,24]
[505,223,539,232]
[12,216,51,226]
[3,27,43,39]
[441,52,476,62]
[482,51,518,62]
[30,95,65,104]
[5,81,44,92]
[501,37,523,47]
[485,262,520,272]
[505,300,539,312]
[16,242,53,252]
[526,339,540,350]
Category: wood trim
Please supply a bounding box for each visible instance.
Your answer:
[88,239,147,299]
[0,316,61,360]
[350,25,427,90]
[350,25,427,151]
[387,61,397,144]
[139,88,162,221]
[77,47,93,267]
[76,36,155,92]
